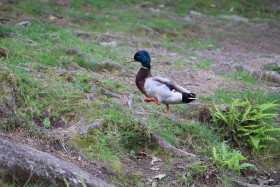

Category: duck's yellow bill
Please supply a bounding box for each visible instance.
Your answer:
[126,58,135,63]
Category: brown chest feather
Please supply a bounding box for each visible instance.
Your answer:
[135,67,152,97]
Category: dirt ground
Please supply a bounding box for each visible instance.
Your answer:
[1,1,280,186]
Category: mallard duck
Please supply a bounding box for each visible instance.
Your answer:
[127,51,197,114]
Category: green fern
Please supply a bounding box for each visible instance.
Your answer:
[212,142,254,170]
[212,98,280,151]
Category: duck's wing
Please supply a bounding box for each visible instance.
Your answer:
[152,76,191,94]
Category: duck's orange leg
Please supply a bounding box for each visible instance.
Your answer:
[166,104,170,114]
[144,98,161,105]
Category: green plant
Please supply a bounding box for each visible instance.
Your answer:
[179,161,210,186]
[197,59,213,69]
[212,142,254,170]
[43,117,50,128]
[264,65,280,74]
[212,98,280,151]
[63,176,70,187]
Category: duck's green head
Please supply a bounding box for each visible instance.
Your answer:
[129,51,151,69]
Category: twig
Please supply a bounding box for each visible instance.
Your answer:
[9,86,17,115]
[128,92,134,109]
[60,139,70,158]
[101,88,124,99]
[52,70,75,74]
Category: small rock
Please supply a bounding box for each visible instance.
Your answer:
[86,94,96,101]
[0,48,8,58]
[79,122,102,136]
[70,76,77,83]
[190,10,202,17]
[74,30,91,37]
[16,21,31,26]
[153,174,166,180]
[21,39,39,44]
[150,167,160,171]
[190,56,197,60]
[162,61,175,65]
[234,64,250,72]
[220,15,249,23]
[99,41,117,47]
[101,103,109,108]
[0,17,13,23]
[49,15,57,21]
[141,25,155,35]
[90,84,97,93]
[150,156,162,165]
[210,63,234,74]
[169,53,177,57]
[152,182,157,187]
[0,31,21,38]
[64,48,83,56]
[140,1,153,7]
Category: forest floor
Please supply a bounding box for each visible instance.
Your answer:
[0,0,280,186]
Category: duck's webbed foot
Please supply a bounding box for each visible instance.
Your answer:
[144,98,161,105]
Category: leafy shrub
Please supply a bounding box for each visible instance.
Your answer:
[212,142,254,170]
[212,98,280,151]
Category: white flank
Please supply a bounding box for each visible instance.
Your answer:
[144,77,192,104]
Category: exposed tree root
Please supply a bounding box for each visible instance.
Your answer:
[119,108,199,159]
[232,179,280,187]
[211,63,280,84]
[0,138,111,187]
[9,86,17,115]
[101,88,124,99]
[151,131,197,158]
[79,122,103,136]
[128,92,134,109]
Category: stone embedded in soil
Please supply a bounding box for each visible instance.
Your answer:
[0,138,111,187]
[0,48,8,58]
[16,21,31,27]
[99,41,117,47]
[79,122,102,136]
[153,174,166,180]
[210,63,234,74]
[150,156,162,165]
[0,31,21,38]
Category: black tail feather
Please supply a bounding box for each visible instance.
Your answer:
[182,93,196,103]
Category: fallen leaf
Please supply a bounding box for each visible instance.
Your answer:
[150,156,162,165]
[136,148,147,158]
[153,174,166,180]
[137,148,146,155]
[49,15,57,21]
[152,181,157,187]
[150,167,160,171]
